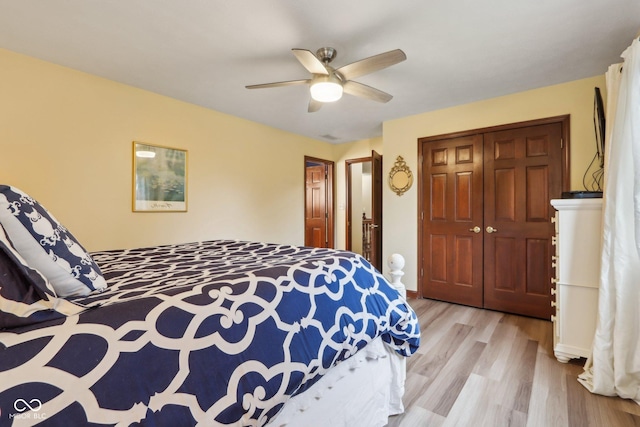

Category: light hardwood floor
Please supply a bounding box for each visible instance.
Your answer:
[387,298,640,427]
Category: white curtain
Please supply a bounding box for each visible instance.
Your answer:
[579,38,640,402]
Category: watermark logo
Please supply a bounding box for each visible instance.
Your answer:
[14,399,42,413]
[8,398,46,420]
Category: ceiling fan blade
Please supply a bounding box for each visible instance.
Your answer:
[336,49,406,81]
[292,49,329,75]
[308,98,323,113]
[343,81,393,103]
[245,79,310,89]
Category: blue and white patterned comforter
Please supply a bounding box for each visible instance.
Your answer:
[0,240,420,426]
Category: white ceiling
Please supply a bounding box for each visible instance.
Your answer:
[1,1,638,143]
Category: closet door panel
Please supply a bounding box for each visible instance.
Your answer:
[526,166,550,221]
[494,168,516,221]
[483,123,562,319]
[526,238,549,296]
[421,134,484,307]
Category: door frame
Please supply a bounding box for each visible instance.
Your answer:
[345,150,383,270]
[304,156,335,248]
[416,115,570,297]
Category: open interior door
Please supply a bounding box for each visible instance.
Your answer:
[371,150,383,270]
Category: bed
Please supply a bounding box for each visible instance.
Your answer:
[0,185,420,426]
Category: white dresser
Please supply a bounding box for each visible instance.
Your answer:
[550,198,603,363]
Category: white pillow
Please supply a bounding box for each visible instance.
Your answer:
[0,185,107,297]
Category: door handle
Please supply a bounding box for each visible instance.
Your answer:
[469,226,481,233]
[486,226,498,234]
[370,224,379,228]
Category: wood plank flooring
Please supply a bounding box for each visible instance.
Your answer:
[387,298,640,427]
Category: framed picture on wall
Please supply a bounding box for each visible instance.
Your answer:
[132,141,188,212]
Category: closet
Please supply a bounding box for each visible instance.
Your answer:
[418,116,568,319]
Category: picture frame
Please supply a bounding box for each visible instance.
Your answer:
[132,141,188,212]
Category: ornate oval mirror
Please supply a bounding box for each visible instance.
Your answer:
[389,156,413,196]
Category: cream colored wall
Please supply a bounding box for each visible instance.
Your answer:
[350,164,364,255]
[0,48,333,251]
[382,75,606,291]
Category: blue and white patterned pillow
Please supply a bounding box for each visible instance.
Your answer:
[0,185,107,297]
[0,223,85,328]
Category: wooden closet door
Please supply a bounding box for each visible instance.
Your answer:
[421,134,484,307]
[483,123,563,319]
[420,118,566,319]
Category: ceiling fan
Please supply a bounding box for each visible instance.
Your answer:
[245,47,406,112]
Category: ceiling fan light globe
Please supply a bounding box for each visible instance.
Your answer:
[310,81,343,102]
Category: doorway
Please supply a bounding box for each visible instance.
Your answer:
[304,156,334,248]
[418,116,569,319]
[345,151,383,270]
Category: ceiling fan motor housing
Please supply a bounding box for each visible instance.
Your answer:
[316,47,337,64]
